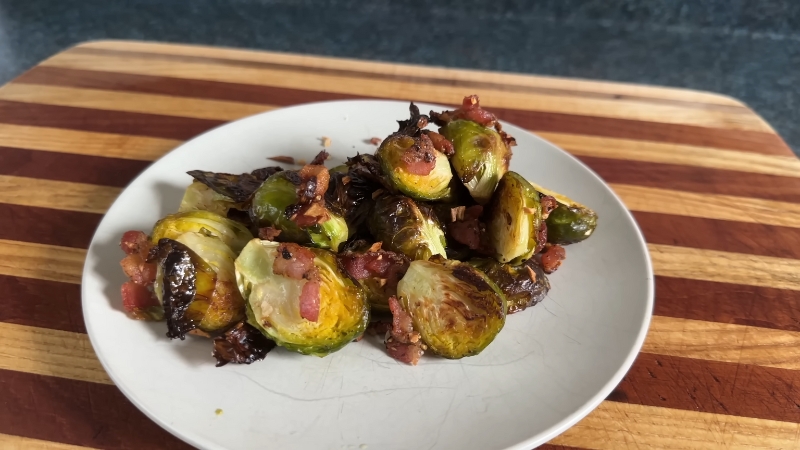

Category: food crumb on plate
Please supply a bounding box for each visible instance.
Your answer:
[321,136,331,147]
[215,408,223,416]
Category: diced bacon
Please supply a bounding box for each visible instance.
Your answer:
[121,281,160,320]
[120,252,157,286]
[340,250,408,280]
[386,340,423,365]
[448,219,482,250]
[399,134,437,176]
[388,296,416,342]
[541,244,566,273]
[298,164,330,202]
[540,196,558,219]
[273,243,317,280]
[120,230,149,255]
[258,227,282,240]
[425,131,455,156]
[299,280,321,322]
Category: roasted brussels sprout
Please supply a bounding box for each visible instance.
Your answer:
[439,120,511,204]
[375,104,453,201]
[250,171,348,251]
[151,210,253,253]
[178,181,239,216]
[187,167,282,203]
[469,258,549,314]
[235,239,369,356]
[152,237,245,338]
[485,172,542,263]
[396,258,506,359]
[367,195,447,261]
[532,183,598,245]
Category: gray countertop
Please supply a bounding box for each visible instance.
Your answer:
[1,0,798,152]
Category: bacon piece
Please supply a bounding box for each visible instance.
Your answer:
[120,252,157,286]
[541,244,566,273]
[258,227,282,240]
[297,164,330,203]
[289,202,330,227]
[447,205,486,250]
[369,137,382,145]
[540,195,558,220]
[385,296,424,365]
[424,131,455,156]
[534,220,548,255]
[339,250,409,280]
[120,230,150,255]
[430,95,497,127]
[309,150,329,166]
[273,243,317,280]
[399,134,437,176]
[121,281,160,320]
[299,280,321,322]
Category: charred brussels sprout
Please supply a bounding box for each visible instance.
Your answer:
[153,237,245,338]
[338,247,410,313]
[235,239,369,356]
[396,258,506,358]
[485,172,542,263]
[376,134,453,201]
[367,195,447,261]
[250,171,348,251]
[469,258,549,314]
[440,120,511,204]
[151,210,253,253]
[532,183,598,245]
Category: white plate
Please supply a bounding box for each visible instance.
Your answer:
[82,100,653,450]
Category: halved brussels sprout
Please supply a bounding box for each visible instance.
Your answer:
[485,172,542,263]
[235,239,369,356]
[469,258,549,314]
[396,258,506,359]
[250,171,348,251]
[367,195,447,261]
[178,181,239,216]
[376,134,453,201]
[152,237,245,338]
[531,183,598,245]
[440,120,511,205]
[151,210,253,253]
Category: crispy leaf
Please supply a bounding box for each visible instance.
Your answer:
[152,239,199,339]
[187,166,282,203]
[212,322,276,367]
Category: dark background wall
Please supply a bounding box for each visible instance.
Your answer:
[1,0,798,152]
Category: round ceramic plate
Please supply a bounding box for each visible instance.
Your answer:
[82,100,653,450]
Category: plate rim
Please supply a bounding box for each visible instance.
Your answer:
[81,99,654,450]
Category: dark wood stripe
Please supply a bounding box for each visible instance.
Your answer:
[537,445,585,449]
[0,204,100,249]
[65,47,749,112]
[0,146,149,187]
[0,100,224,141]
[655,277,800,332]
[579,155,800,203]
[634,211,800,260]
[608,352,800,424]
[0,276,85,333]
[17,66,791,156]
[0,369,191,450]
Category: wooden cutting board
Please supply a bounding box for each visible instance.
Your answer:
[1,40,799,450]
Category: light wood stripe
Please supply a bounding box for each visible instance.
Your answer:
[550,401,800,449]
[0,83,274,121]
[0,434,95,450]
[541,132,800,178]
[0,123,179,161]
[0,322,111,385]
[0,239,85,284]
[0,175,120,214]
[649,244,800,291]
[645,315,800,371]
[79,40,747,107]
[612,184,800,229]
[42,52,771,132]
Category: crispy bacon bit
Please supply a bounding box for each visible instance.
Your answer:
[121,281,161,320]
[320,137,331,147]
[399,134,437,176]
[424,130,455,157]
[120,230,149,255]
[309,150,329,166]
[299,281,321,322]
[369,137,382,145]
[298,164,330,202]
[430,95,497,127]
[447,205,486,250]
[258,227,282,240]
[385,296,424,365]
[367,242,382,252]
[268,155,295,164]
[273,243,317,280]
[120,252,157,286]
[339,249,409,281]
[541,244,566,273]
[534,221,548,255]
[290,202,330,227]
[540,195,558,220]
